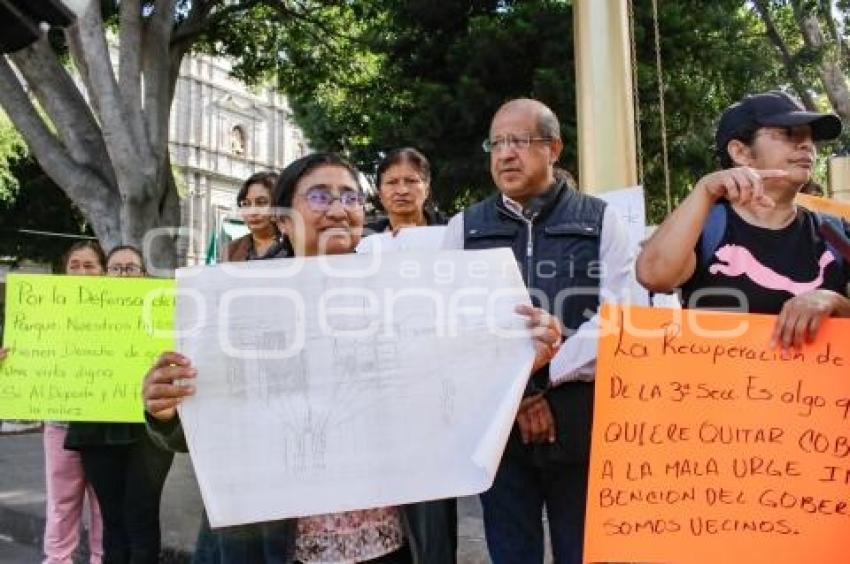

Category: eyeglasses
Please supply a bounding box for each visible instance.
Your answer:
[299,188,365,212]
[107,264,144,275]
[482,134,552,154]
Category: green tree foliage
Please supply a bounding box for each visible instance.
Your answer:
[213,0,573,210]
[0,154,92,267]
[0,110,91,266]
[0,111,27,202]
[632,1,787,221]
[220,0,839,221]
[750,0,849,142]
[3,0,844,240]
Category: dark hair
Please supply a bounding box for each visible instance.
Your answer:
[272,153,361,208]
[717,122,760,169]
[237,171,279,205]
[60,240,106,274]
[106,245,145,271]
[376,147,432,188]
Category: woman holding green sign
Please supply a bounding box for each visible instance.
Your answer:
[65,245,175,564]
[45,240,106,564]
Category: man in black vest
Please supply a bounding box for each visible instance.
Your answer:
[443,98,632,563]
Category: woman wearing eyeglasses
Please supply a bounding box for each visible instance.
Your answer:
[144,153,413,563]
[141,153,561,563]
[65,246,175,564]
[367,148,445,235]
[225,171,288,262]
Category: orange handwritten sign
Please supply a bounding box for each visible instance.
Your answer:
[796,192,850,221]
[585,304,850,564]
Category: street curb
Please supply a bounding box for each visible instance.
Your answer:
[0,502,42,548]
[0,501,192,563]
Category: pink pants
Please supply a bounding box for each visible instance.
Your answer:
[42,424,103,564]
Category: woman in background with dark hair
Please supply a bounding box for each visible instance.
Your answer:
[366,147,457,560]
[65,245,174,564]
[225,171,287,261]
[195,171,289,563]
[44,240,106,564]
[368,148,445,234]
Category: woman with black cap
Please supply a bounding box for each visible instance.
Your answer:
[637,90,850,346]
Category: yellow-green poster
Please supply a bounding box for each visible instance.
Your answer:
[0,274,175,421]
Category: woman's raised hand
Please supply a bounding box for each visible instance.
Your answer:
[142,352,196,421]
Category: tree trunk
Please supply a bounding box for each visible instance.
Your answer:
[752,0,819,111]
[0,54,123,247]
[795,8,850,121]
[0,1,186,271]
[0,0,291,271]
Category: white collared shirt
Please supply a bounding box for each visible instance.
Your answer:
[442,194,633,384]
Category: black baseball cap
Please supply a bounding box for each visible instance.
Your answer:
[715,90,843,156]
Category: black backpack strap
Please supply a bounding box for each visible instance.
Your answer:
[698,203,727,270]
[815,212,850,272]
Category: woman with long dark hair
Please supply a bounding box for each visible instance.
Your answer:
[225,171,288,261]
[195,171,288,563]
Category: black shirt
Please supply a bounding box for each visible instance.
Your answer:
[681,204,849,314]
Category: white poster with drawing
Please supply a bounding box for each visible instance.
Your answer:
[175,249,535,527]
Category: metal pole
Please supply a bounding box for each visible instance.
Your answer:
[573,0,638,194]
[829,155,850,203]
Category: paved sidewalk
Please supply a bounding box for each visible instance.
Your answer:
[0,432,491,563]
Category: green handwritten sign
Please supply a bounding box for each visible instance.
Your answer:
[0,274,175,421]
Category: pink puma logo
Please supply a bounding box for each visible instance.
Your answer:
[709,244,834,296]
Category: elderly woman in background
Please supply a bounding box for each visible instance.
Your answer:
[367,147,445,234]
[364,147,457,560]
